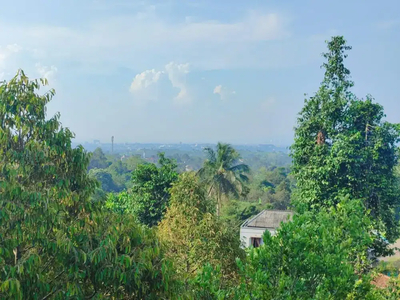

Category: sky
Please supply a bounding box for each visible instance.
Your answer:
[0,0,399,145]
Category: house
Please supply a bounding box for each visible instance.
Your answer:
[240,210,294,248]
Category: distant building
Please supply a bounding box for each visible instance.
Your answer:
[240,210,294,248]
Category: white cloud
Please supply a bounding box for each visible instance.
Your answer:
[35,63,58,82]
[0,9,290,71]
[164,11,287,44]
[0,44,59,84]
[165,62,190,104]
[129,63,191,104]
[0,44,22,64]
[213,85,236,100]
[0,44,23,80]
[213,85,222,94]
[129,69,163,92]
[129,69,164,104]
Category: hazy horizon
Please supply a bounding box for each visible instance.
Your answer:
[73,138,293,147]
[74,140,292,147]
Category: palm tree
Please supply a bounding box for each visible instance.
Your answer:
[198,142,250,216]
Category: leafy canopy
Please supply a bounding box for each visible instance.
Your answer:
[193,198,377,300]
[291,36,400,242]
[158,172,245,289]
[107,153,179,227]
[0,70,176,299]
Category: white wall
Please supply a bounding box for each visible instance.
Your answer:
[240,227,276,248]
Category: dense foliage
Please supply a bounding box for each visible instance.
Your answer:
[236,197,375,299]
[194,198,378,299]
[2,35,400,299]
[88,150,145,201]
[246,166,293,209]
[158,173,245,287]
[88,147,111,170]
[106,153,178,227]
[291,36,400,244]
[0,71,176,299]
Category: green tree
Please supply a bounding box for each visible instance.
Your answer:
[198,143,250,215]
[129,152,178,227]
[158,173,245,291]
[291,36,400,243]
[195,198,376,299]
[247,201,373,299]
[88,147,110,170]
[245,166,293,210]
[89,168,121,193]
[104,190,132,215]
[237,198,376,299]
[107,160,132,189]
[0,71,176,299]
[124,155,145,171]
[188,264,229,300]
[273,179,292,209]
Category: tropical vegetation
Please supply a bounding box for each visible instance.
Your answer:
[198,143,250,216]
[1,36,400,299]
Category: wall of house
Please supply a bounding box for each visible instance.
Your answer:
[240,227,277,248]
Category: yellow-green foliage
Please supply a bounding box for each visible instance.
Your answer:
[158,172,245,287]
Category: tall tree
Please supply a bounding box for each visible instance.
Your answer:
[291,36,400,242]
[198,143,250,216]
[157,172,244,289]
[273,179,292,210]
[89,168,121,193]
[88,147,110,170]
[0,71,176,299]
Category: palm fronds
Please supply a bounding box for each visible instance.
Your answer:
[198,142,250,215]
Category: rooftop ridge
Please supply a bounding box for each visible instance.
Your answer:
[241,209,294,229]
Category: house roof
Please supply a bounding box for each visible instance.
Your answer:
[371,273,390,289]
[241,209,294,229]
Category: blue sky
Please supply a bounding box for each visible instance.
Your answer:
[0,0,399,145]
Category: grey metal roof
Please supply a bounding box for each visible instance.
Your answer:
[241,210,294,229]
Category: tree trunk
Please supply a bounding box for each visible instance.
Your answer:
[316,130,325,145]
[216,191,220,216]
